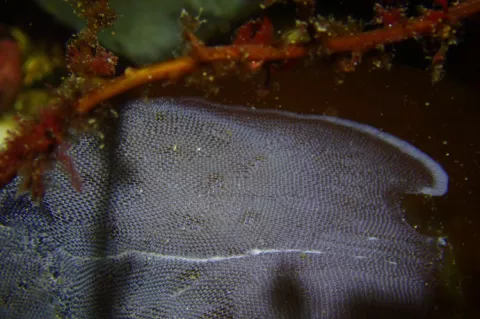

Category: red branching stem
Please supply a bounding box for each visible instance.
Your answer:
[67,42,118,76]
[1,0,480,198]
[56,142,82,192]
[73,0,480,115]
[0,107,70,200]
[327,0,480,53]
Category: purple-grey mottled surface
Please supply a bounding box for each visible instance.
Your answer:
[0,98,448,318]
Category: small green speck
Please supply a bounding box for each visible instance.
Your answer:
[155,112,166,121]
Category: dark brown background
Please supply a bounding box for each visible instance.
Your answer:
[2,0,479,317]
[141,58,479,318]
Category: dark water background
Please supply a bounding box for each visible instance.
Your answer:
[1,0,479,317]
[152,59,480,318]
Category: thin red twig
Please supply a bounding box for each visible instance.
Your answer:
[75,0,480,114]
[1,0,480,199]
